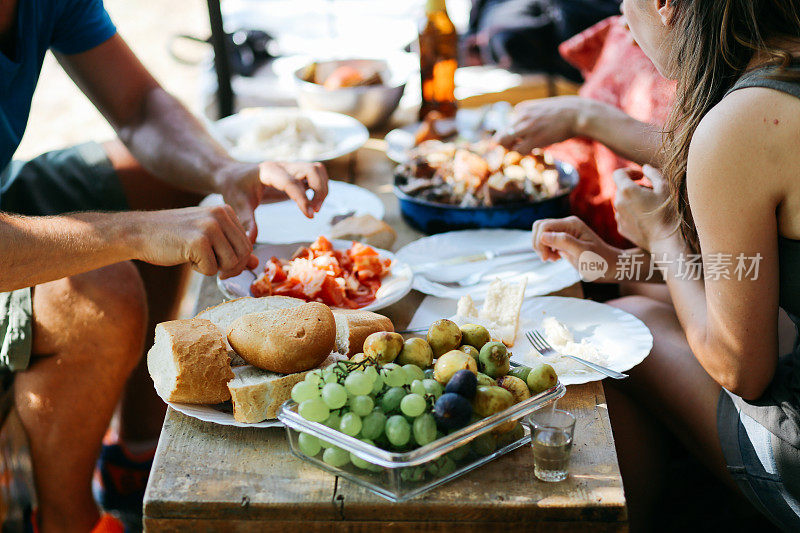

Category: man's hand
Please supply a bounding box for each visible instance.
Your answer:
[131,205,258,278]
[218,161,329,242]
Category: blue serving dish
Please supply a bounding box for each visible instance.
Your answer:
[394,161,578,235]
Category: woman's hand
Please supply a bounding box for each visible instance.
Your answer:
[532,216,624,282]
[218,161,330,242]
[494,96,586,153]
[613,165,674,251]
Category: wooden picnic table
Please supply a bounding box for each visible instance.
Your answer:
[142,141,628,532]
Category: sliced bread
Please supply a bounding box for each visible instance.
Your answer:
[227,353,346,423]
[332,309,394,357]
[329,214,397,250]
[197,296,306,343]
[147,318,234,404]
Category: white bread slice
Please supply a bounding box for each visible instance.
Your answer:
[329,214,397,250]
[227,353,346,423]
[197,296,306,338]
[332,309,394,357]
[147,318,235,404]
[479,279,527,346]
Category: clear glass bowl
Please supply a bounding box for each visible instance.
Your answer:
[277,382,566,502]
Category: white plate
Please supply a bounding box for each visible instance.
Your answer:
[508,297,653,385]
[395,229,581,299]
[211,107,369,163]
[217,240,413,312]
[202,181,385,244]
[385,103,512,164]
[167,400,282,428]
[406,295,653,386]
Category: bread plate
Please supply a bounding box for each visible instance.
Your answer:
[165,399,282,428]
[217,240,413,312]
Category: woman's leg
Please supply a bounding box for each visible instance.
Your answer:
[604,296,736,531]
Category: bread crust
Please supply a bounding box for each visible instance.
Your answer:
[148,318,234,404]
[332,309,394,357]
[227,302,336,373]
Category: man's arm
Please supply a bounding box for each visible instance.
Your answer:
[0,205,257,292]
[57,34,328,238]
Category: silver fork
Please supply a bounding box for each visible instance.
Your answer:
[525,330,628,380]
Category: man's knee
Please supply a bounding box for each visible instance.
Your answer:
[32,262,147,369]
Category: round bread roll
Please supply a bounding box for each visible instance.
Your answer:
[227,302,336,373]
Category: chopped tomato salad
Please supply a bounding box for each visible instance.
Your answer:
[251,236,392,308]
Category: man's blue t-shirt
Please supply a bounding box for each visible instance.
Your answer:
[0,0,116,170]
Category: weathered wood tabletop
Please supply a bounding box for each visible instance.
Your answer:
[143,144,628,532]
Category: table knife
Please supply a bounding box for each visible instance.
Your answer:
[411,247,533,273]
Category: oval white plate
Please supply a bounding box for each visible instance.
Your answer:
[395,229,580,299]
[167,400,282,428]
[217,240,413,312]
[202,181,385,245]
[508,297,653,385]
[211,107,369,163]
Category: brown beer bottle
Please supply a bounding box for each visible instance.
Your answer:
[418,0,458,120]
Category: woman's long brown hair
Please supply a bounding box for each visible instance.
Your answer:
[663,0,800,252]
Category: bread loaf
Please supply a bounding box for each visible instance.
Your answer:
[227,302,336,373]
[147,318,235,404]
[227,353,346,423]
[332,309,394,357]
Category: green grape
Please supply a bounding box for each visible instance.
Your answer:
[323,370,339,384]
[344,371,373,396]
[402,364,425,384]
[423,368,435,380]
[471,433,497,456]
[371,374,385,395]
[350,395,374,417]
[400,466,426,482]
[400,393,427,418]
[385,415,411,447]
[319,439,335,449]
[350,452,372,470]
[422,379,443,399]
[427,456,456,476]
[412,413,437,446]
[305,370,323,387]
[298,398,329,422]
[323,412,341,430]
[322,446,350,467]
[298,432,321,456]
[381,363,406,387]
[363,365,379,384]
[339,413,363,436]
[448,442,471,462]
[380,387,406,413]
[291,380,320,403]
[321,383,347,409]
[409,379,426,396]
[361,410,387,440]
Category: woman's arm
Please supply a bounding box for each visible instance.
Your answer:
[496,96,664,166]
[646,92,786,400]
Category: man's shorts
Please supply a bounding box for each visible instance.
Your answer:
[0,142,128,374]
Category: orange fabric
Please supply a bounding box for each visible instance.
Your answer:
[548,16,676,247]
[91,513,125,533]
